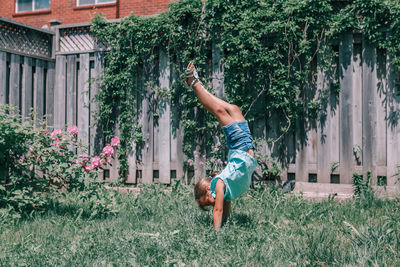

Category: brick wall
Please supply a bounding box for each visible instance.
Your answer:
[0,0,171,28]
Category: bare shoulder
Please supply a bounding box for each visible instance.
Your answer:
[246,148,254,157]
[215,178,225,192]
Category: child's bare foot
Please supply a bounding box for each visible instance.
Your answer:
[185,61,199,87]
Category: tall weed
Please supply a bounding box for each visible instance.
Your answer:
[353,171,375,208]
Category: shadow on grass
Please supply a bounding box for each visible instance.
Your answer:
[230,213,253,227]
[45,202,93,219]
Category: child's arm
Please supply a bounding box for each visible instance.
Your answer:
[213,179,225,231]
[222,201,231,223]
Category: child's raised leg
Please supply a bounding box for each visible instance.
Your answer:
[185,62,245,125]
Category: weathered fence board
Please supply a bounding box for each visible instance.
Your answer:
[66,55,77,126]
[212,39,225,98]
[90,51,104,155]
[54,55,66,128]
[339,33,354,184]
[158,49,171,184]
[0,52,7,104]
[352,43,363,168]
[46,62,55,127]
[295,121,308,182]
[22,57,33,119]
[386,53,400,187]
[317,49,333,183]
[35,59,45,121]
[376,49,387,176]
[170,65,184,181]
[9,54,20,111]
[139,65,154,184]
[77,53,90,151]
[362,37,378,183]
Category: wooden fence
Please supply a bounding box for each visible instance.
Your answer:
[0,17,399,193]
[0,18,54,125]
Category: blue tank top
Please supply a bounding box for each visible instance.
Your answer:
[210,149,258,201]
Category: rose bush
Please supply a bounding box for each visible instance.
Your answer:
[0,105,120,219]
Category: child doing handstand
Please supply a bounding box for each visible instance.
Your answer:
[185,62,258,231]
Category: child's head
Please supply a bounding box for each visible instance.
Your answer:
[194,172,218,210]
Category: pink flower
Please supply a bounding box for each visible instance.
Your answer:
[84,164,93,173]
[194,167,198,171]
[199,161,204,166]
[216,141,221,147]
[102,145,114,157]
[51,129,62,139]
[67,126,79,136]
[210,158,215,163]
[193,151,199,158]
[91,156,102,168]
[50,139,59,147]
[217,159,223,165]
[111,136,120,147]
[224,161,227,165]
[214,147,219,152]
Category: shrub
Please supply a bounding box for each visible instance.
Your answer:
[0,105,120,219]
[352,171,374,208]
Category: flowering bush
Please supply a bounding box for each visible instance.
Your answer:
[186,139,226,174]
[0,105,120,218]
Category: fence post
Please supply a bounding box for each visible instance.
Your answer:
[362,36,378,184]
[339,32,354,184]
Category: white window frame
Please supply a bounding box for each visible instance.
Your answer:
[77,0,116,6]
[16,0,50,13]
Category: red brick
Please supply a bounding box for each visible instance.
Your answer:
[0,0,171,27]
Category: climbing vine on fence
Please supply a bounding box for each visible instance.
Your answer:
[91,0,400,178]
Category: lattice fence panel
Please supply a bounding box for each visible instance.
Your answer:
[0,20,52,58]
[59,26,95,53]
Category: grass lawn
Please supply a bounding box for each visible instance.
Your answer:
[0,184,399,266]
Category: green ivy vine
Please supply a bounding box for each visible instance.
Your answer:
[91,0,400,179]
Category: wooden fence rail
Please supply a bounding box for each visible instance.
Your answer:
[0,18,399,195]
